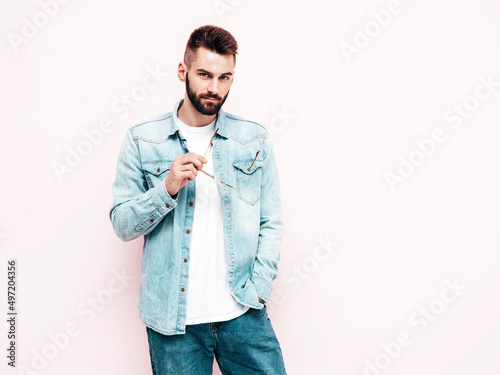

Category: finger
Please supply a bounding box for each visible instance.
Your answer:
[178,164,198,175]
[179,170,197,181]
[181,153,207,170]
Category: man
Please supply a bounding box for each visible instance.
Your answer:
[109,25,286,374]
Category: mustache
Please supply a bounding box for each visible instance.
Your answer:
[200,94,222,101]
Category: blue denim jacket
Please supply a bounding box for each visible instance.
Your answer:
[109,99,283,335]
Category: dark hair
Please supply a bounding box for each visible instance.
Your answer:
[184,25,238,69]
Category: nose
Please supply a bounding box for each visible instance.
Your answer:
[207,79,219,96]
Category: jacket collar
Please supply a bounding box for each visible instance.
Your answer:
[169,99,229,139]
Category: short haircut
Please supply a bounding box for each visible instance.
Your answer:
[183,25,238,69]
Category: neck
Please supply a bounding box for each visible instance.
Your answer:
[177,95,217,127]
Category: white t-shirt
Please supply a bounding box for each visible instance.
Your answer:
[176,115,250,325]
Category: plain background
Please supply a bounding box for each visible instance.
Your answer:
[1,0,499,374]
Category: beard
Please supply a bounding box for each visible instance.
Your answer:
[185,73,229,116]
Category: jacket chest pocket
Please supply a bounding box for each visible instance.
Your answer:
[142,160,173,189]
[232,158,263,205]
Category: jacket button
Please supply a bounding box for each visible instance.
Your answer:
[157,168,160,172]
[186,230,191,234]
[181,288,185,292]
[166,204,170,208]
[189,202,193,206]
[183,258,188,263]
[184,148,188,153]
[149,219,154,223]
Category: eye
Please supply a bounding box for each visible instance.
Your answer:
[200,73,208,78]
[220,76,230,81]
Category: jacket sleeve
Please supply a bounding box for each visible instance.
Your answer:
[109,129,178,242]
[250,130,284,302]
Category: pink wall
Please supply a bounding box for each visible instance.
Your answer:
[2,1,500,374]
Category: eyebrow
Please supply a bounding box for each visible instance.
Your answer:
[196,69,233,76]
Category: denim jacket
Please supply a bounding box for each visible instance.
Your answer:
[109,99,284,335]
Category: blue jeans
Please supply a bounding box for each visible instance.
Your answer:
[146,304,287,374]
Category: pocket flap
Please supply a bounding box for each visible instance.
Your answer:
[232,158,263,175]
[142,160,173,176]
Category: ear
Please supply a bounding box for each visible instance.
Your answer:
[178,62,187,82]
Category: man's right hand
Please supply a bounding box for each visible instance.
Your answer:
[165,153,207,197]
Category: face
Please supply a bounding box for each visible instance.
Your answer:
[180,47,235,116]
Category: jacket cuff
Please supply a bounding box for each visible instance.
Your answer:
[251,274,272,302]
[156,182,178,211]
